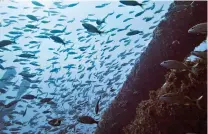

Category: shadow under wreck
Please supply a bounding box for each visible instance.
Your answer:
[95,1,207,134]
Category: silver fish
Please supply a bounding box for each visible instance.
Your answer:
[188,22,207,34]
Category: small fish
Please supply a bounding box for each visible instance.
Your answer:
[95,96,101,114]
[43,110,51,114]
[23,105,28,117]
[126,30,143,36]
[160,60,189,70]
[21,94,37,100]
[119,0,144,8]
[5,100,20,108]
[0,40,15,47]
[82,23,104,35]
[78,116,99,124]
[32,1,44,7]
[191,51,207,60]
[68,2,79,7]
[48,118,63,126]
[188,22,207,34]
[159,93,203,109]
[26,15,38,21]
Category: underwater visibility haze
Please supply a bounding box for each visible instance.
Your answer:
[0,0,207,134]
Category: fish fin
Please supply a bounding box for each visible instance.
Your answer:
[196,95,203,110]
[140,3,145,9]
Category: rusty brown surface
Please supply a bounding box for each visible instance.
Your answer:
[95,1,207,134]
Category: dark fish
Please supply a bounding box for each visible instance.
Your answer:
[82,23,104,35]
[40,98,53,103]
[119,0,144,8]
[95,96,101,114]
[50,36,65,45]
[43,110,51,114]
[5,100,20,108]
[96,19,105,25]
[48,118,62,126]
[78,116,99,124]
[0,102,5,107]
[23,105,28,117]
[21,94,37,100]
[0,88,7,93]
[0,40,15,47]
[126,30,143,36]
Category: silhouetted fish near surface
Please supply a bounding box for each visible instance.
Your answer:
[119,0,144,8]
[0,40,15,48]
[82,23,104,35]
[78,116,99,124]
[95,96,101,114]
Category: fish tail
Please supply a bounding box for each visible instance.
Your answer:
[196,95,203,110]
[99,31,104,35]
[140,3,145,9]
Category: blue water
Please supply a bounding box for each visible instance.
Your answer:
[0,1,175,133]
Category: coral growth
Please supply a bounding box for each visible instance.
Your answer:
[124,59,207,134]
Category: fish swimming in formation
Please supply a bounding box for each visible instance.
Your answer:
[191,51,207,60]
[160,60,189,70]
[82,23,104,35]
[188,22,207,34]
[78,116,99,124]
[119,0,144,8]
[159,92,203,109]
[95,96,101,114]
[48,118,63,126]
[0,40,15,48]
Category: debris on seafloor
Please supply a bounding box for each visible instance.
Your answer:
[123,56,207,134]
